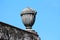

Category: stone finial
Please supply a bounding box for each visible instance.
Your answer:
[21,7,37,31]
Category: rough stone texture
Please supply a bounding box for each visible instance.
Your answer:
[0,22,40,40]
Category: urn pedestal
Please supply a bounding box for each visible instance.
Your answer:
[20,7,40,40]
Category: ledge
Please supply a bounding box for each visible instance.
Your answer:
[0,21,38,36]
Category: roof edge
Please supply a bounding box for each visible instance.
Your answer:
[0,21,38,36]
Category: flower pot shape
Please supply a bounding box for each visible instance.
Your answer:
[21,7,37,29]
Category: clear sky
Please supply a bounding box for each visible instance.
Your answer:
[0,0,60,40]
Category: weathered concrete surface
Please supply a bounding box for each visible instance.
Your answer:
[0,22,40,40]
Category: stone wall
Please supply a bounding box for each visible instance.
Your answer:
[0,22,40,40]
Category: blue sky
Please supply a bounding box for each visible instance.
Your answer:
[0,0,60,40]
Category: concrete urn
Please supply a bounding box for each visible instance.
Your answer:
[21,7,37,30]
